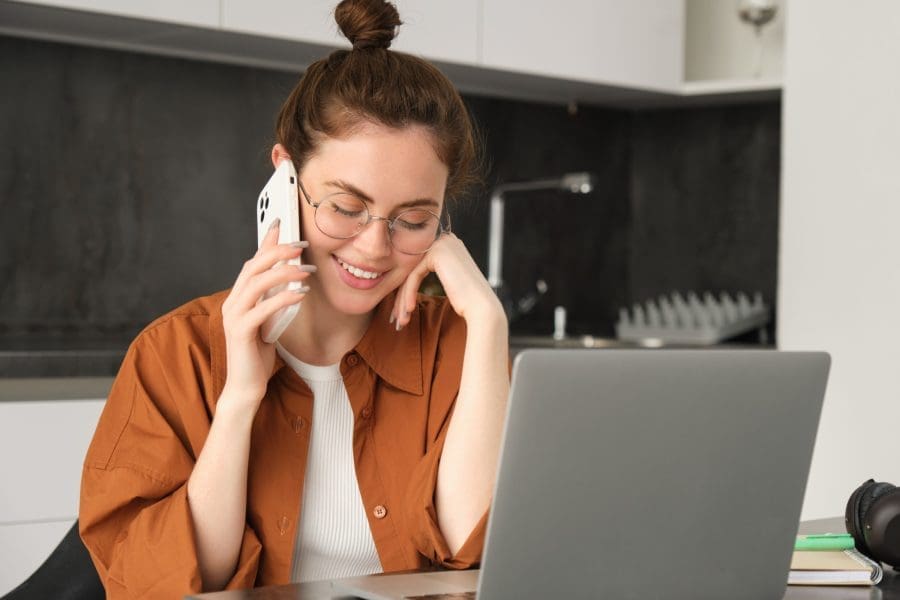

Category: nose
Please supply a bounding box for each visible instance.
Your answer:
[352,216,392,259]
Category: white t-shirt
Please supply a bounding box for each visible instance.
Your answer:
[277,344,383,583]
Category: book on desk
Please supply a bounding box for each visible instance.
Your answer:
[789,548,883,586]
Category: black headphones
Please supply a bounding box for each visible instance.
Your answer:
[845,479,900,568]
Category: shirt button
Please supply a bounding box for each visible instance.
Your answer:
[277,516,291,535]
[292,416,304,433]
[345,353,359,367]
[361,406,373,419]
[373,505,387,519]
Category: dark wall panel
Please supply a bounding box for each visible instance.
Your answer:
[0,35,780,357]
[629,104,781,334]
[0,36,295,341]
[459,98,631,337]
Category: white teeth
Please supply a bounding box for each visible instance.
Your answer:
[339,259,381,280]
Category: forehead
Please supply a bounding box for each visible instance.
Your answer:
[306,123,449,206]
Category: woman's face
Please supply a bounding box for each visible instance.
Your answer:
[290,123,448,317]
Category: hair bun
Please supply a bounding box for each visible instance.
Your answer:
[335,0,402,50]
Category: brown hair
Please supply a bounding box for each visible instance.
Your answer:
[275,0,482,205]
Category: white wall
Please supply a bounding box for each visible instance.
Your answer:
[779,0,900,519]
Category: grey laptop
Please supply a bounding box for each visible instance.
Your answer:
[333,349,830,600]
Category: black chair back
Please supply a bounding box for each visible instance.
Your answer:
[2,520,104,600]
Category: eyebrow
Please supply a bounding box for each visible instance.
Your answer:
[324,179,441,210]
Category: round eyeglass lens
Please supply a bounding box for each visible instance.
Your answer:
[390,209,441,254]
[316,194,368,238]
[314,193,441,254]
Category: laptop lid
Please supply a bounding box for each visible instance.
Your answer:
[476,349,829,600]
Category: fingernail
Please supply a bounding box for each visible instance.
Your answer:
[268,218,281,231]
[395,320,402,331]
[290,241,309,248]
[298,264,317,272]
[293,285,310,294]
[389,313,395,324]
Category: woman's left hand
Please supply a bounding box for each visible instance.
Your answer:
[390,233,505,329]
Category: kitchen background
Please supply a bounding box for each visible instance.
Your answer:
[3,0,900,595]
[0,34,780,370]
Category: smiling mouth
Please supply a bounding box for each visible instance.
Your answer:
[337,258,385,280]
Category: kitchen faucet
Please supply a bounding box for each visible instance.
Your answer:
[487,172,596,321]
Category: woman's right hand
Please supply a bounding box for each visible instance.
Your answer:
[219,220,314,413]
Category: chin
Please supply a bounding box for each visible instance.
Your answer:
[333,296,384,316]
[322,282,397,317]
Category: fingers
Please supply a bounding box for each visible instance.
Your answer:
[240,286,310,337]
[391,259,432,331]
[224,219,315,322]
[233,221,309,295]
[223,261,313,342]
[261,217,282,248]
[388,235,463,331]
[238,241,308,287]
[231,262,316,315]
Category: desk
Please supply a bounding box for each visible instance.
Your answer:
[188,518,899,600]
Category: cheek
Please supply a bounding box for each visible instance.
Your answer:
[390,254,424,280]
[300,211,335,250]
[299,208,316,241]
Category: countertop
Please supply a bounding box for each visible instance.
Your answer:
[0,377,113,402]
[0,336,130,378]
[0,335,772,401]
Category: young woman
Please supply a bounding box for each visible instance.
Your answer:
[78,0,509,596]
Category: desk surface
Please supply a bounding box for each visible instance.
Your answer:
[188,518,899,600]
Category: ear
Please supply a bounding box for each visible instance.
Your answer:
[271,143,291,169]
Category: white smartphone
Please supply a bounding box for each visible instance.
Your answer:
[256,159,303,343]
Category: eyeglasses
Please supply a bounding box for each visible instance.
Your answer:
[298,180,449,255]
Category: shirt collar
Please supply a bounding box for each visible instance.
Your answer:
[209,290,423,398]
[354,291,423,395]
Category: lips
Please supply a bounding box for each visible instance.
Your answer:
[337,258,384,280]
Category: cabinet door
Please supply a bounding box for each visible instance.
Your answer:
[481,0,684,91]
[0,400,104,523]
[0,399,105,596]
[0,521,74,596]
[221,0,342,47]
[390,0,479,65]
[14,0,219,28]
[221,0,479,65]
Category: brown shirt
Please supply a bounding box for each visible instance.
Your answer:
[79,290,487,598]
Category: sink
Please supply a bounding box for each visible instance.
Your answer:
[509,335,655,351]
[508,335,773,357]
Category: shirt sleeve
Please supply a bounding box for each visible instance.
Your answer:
[404,430,490,569]
[79,329,263,598]
[402,302,491,569]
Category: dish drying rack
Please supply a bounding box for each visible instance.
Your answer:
[615,291,769,345]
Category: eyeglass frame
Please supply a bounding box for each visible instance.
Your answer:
[297,179,451,255]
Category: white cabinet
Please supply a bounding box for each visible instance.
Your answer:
[220,0,480,66]
[12,0,219,29]
[0,520,74,595]
[391,0,479,66]
[0,399,105,596]
[481,0,684,92]
[1,0,782,107]
[221,0,342,47]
